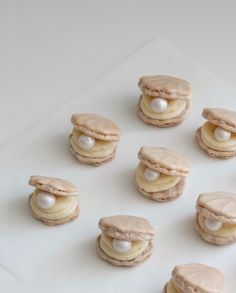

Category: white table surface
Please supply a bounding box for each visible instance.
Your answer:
[1,2,236,292]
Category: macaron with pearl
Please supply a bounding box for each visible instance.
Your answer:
[70,113,121,166]
[196,191,236,245]
[163,263,224,293]
[97,215,155,267]
[196,107,236,159]
[136,146,189,202]
[138,75,191,127]
[28,175,79,226]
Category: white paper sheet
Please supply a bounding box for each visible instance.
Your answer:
[1,38,235,292]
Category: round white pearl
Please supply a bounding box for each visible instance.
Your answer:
[204,218,222,231]
[150,97,168,113]
[36,192,56,209]
[78,135,95,150]
[144,168,160,181]
[112,239,132,252]
[214,127,231,142]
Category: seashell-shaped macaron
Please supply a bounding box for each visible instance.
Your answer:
[96,215,155,267]
[164,263,224,293]
[138,75,191,127]
[196,191,236,245]
[70,113,121,166]
[136,146,189,202]
[196,107,236,159]
[28,175,79,226]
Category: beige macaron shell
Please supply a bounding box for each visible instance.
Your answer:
[138,146,189,177]
[197,191,236,224]
[96,235,153,267]
[138,75,191,100]
[29,176,78,197]
[195,127,236,159]
[99,215,155,241]
[71,113,121,141]
[172,263,224,293]
[202,108,236,133]
[138,96,190,128]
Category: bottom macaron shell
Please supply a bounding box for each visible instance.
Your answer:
[138,96,190,127]
[136,177,185,202]
[96,236,153,267]
[196,216,236,245]
[195,128,236,159]
[28,194,79,226]
[69,139,116,166]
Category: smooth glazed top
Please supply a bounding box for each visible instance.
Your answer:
[196,191,236,223]
[29,175,78,197]
[202,108,236,133]
[172,263,224,293]
[138,146,189,177]
[71,113,121,141]
[99,215,155,241]
[138,75,191,100]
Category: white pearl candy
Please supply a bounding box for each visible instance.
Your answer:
[78,134,95,150]
[112,239,132,252]
[36,192,56,209]
[204,218,222,231]
[214,127,231,142]
[150,97,168,113]
[144,168,160,181]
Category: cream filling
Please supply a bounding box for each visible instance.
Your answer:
[100,233,149,261]
[71,128,116,158]
[198,214,236,237]
[201,122,236,151]
[140,95,186,120]
[30,189,78,220]
[166,280,179,293]
[136,162,180,192]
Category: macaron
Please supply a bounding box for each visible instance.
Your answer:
[164,263,224,293]
[136,146,189,202]
[138,75,191,127]
[96,215,155,267]
[196,191,236,245]
[70,113,121,166]
[196,107,236,159]
[28,175,79,225]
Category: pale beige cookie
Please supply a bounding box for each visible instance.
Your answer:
[70,113,121,165]
[203,108,236,133]
[71,113,121,141]
[28,194,79,226]
[136,177,185,202]
[136,146,189,202]
[97,215,155,267]
[29,175,78,196]
[137,75,191,127]
[28,175,79,226]
[196,108,236,159]
[164,263,224,293]
[138,75,191,100]
[69,137,116,166]
[196,191,236,245]
[195,127,236,159]
[138,96,190,128]
[96,236,153,267]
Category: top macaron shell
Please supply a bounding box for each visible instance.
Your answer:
[99,215,155,241]
[202,108,236,133]
[138,75,191,100]
[138,146,189,177]
[172,263,224,293]
[29,175,78,197]
[197,191,236,224]
[71,113,122,141]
